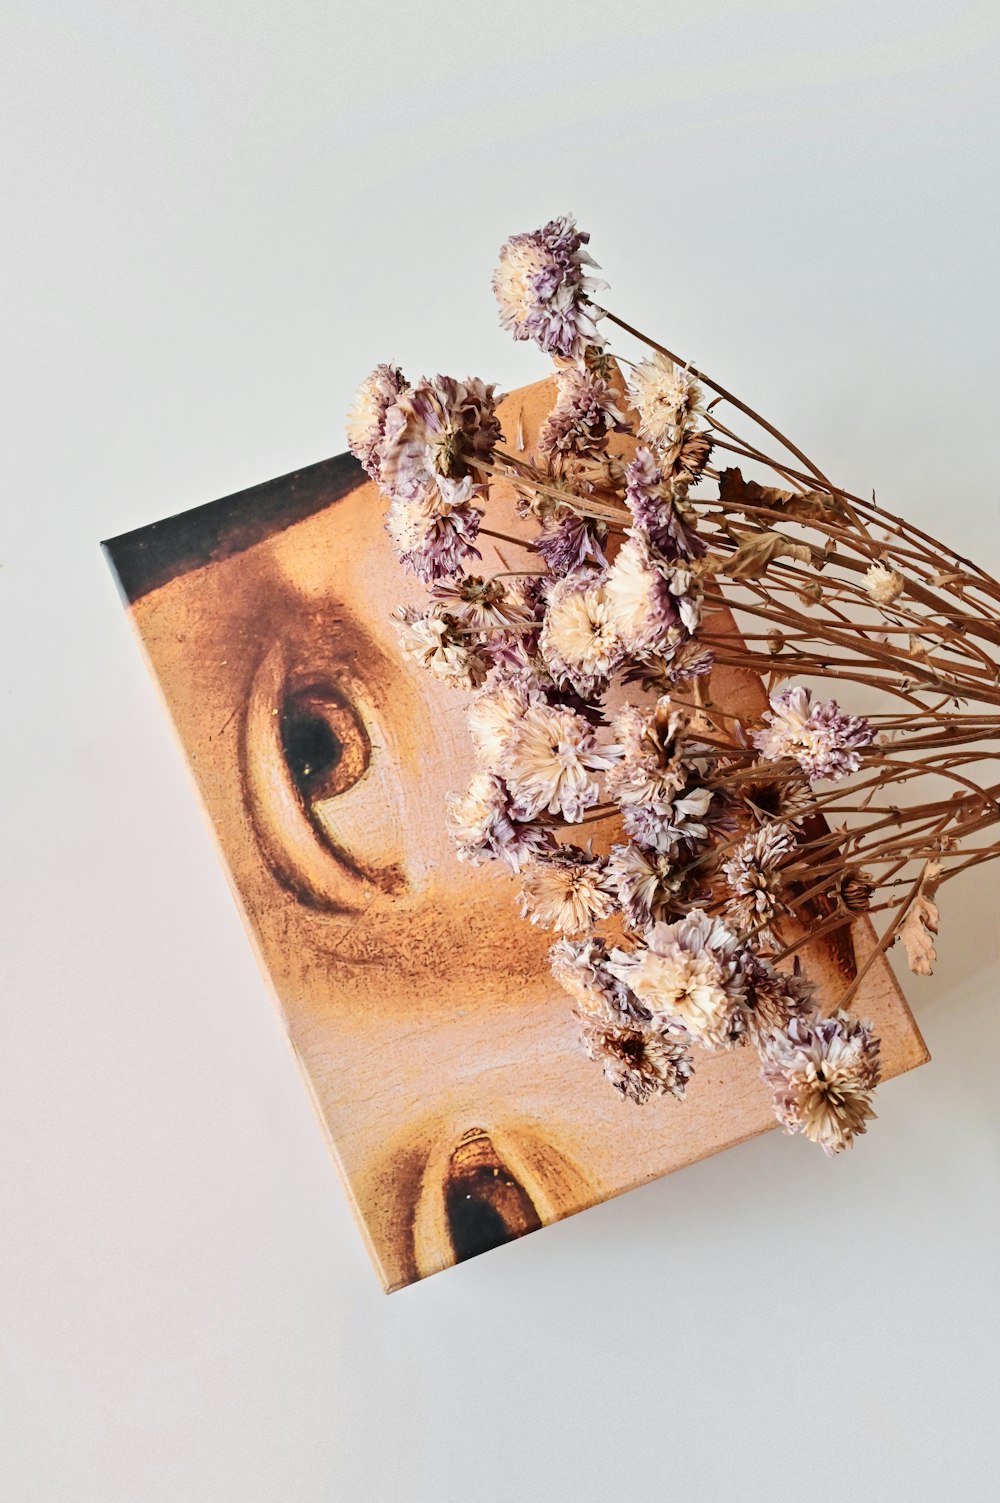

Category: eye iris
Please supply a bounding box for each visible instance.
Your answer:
[282,711,343,788]
[280,686,371,802]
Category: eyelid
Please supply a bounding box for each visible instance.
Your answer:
[243,642,383,912]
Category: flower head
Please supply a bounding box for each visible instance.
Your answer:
[518,845,617,935]
[759,1011,881,1154]
[752,685,874,782]
[537,366,626,460]
[467,670,548,768]
[866,562,905,606]
[501,701,620,823]
[623,446,704,560]
[394,603,488,689]
[346,363,408,482]
[534,510,607,577]
[605,841,685,929]
[447,771,554,871]
[540,573,622,696]
[608,910,747,1048]
[722,821,797,941]
[579,1017,694,1105]
[385,474,485,582]
[627,353,702,451]
[604,534,695,655]
[379,374,502,504]
[741,955,818,1048]
[492,216,606,360]
[550,936,648,1022]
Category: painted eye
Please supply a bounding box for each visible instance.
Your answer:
[281,685,370,802]
[243,642,406,911]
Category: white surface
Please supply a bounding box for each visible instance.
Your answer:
[2,2,999,1499]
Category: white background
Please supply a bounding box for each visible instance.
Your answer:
[3,2,1000,1499]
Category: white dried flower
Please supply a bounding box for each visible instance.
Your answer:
[467,673,547,768]
[501,702,620,823]
[518,847,617,935]
[759,1011,880,1154]
[608,909,747,1049]
[865,562,905,606]
[627,353,702,451]
[540,574,622,695]
[346,363,408,482]
[394,604,487,689]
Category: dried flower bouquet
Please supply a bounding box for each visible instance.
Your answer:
[346,216,995,1155]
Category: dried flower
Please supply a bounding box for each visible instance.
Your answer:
[429,574,538,633]
[447,771,554,871]
[467,671,547,768]
[346,363,408,482]
[537,366,627,460]
[722,821,797,941]
[579,1017,694,1104]
[604,534,696,655]
[759,1011,881,1154]
[839,869,875,913]
[379,374,502,504]
[608,910,747,1048]
[741,955,818,1048]
[394,604,488,688]
[550,936,648,1022]
[492,215,605,360]
[535,510,608,576]
[627,353,702,451]
[623,446,704,560]
[605,841,684,928]
[866,562,905,606]
[518,846,617,935]
[385,473,484,582]
[752,686,874,782]
[539,573,622,695]
[501,701,620,822]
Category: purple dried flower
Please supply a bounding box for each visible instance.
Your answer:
[492,216,606,360]
[721,821,797,942]
[549,936,649,1023]
[379,374,502,504]
[385,474,484,582]
[623,446,704,560]
[537,366,627,460]
[605,841,685,929]
[752,686,874,783]
[535,511,607,576]
[740,955,818,1049]
[447,771,554,872]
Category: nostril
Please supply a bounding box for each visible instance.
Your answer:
[444,1128,542,1262]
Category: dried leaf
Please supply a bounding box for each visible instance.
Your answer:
[718,467,843,522]
[898,859,942,976]
[720,527,813,581]
[515,407,526,453]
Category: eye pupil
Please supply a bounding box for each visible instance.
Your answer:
[282,711,343,789]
